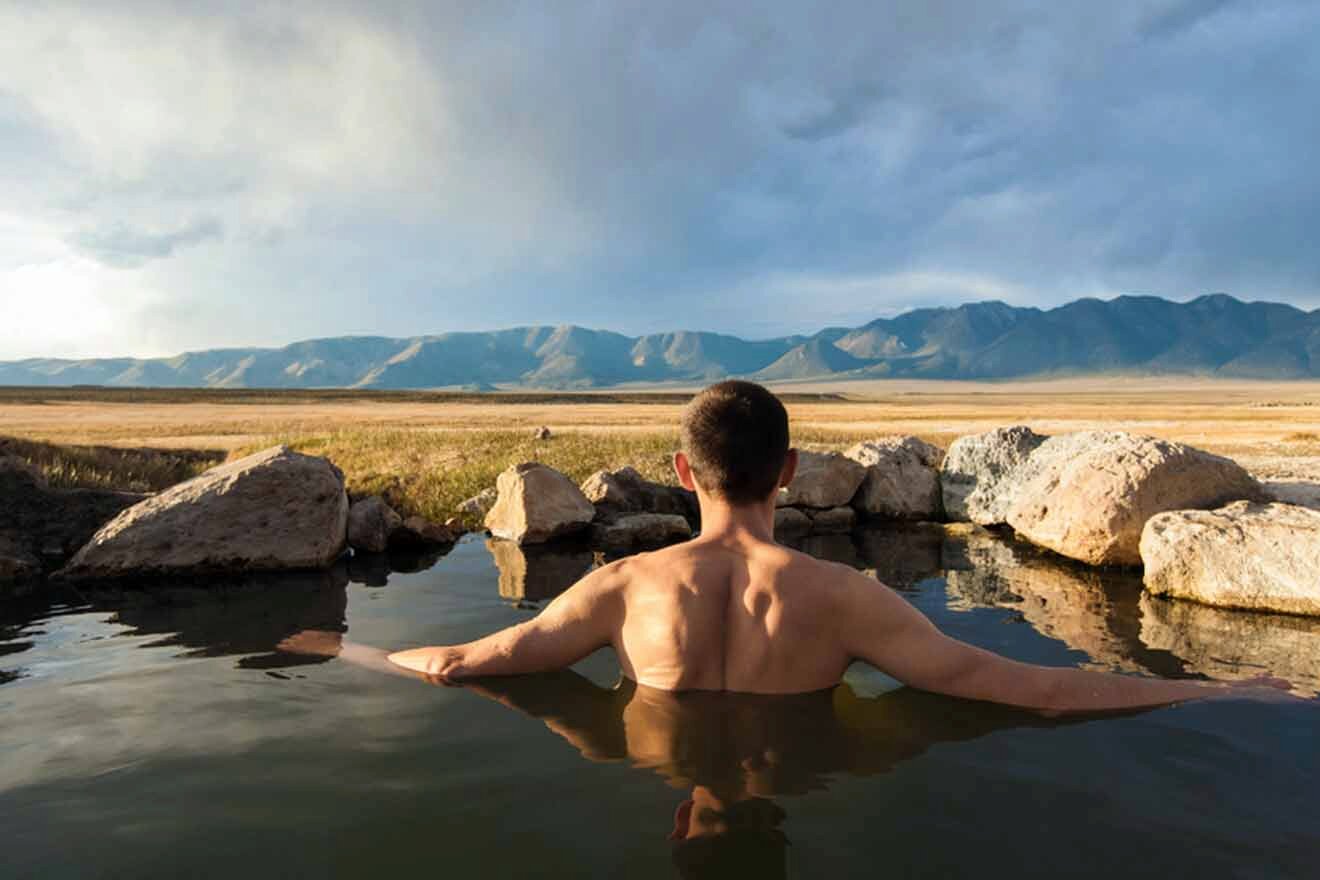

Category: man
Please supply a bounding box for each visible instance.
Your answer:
[384,381,1287,710]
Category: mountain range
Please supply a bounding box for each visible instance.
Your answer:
[3,294,1318,389]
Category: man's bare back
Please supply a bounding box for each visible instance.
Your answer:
[609,534,853,693]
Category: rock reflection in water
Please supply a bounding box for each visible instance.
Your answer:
[941,528,1152,675]
[466,669,1070,877]
[110,568,348,670]
[487,538,598,603]
[1140,595,1320,697]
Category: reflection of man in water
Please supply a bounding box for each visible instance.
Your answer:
[382,381,1284,710]
[452,669,1075,880]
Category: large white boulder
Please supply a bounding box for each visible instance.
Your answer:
[776,451,865,509]
[484,462,595,545]
[61,446,349,579]
[1005,432,1263,566]
[845,436,944,520]
[1141,501,1320,616]
[940,426,1046,524]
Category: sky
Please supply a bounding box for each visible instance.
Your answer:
[1,0,1317,360]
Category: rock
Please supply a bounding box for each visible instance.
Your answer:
[579,466,697,521]
[456,487,498,518]
[1138,592,1320,697]
[347,496,402,554]
[592,513,692,549]
[1140,501,1320,616]
[484,462,595,545]
[59,446,349,580]
[776,451,866,509]
[0,456,145,581]
[773,507,812,535]
[487,538,595,602]
[533,426,552,440]
[1264,480,1320,511]
[1004,431,1264,566]
[393,515,457,547]
[807,506,856,534]
[940,426,1046,524]
[0,534,40,584]
[845,437,944,520]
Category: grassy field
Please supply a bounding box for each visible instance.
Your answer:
[2,378,1318,525]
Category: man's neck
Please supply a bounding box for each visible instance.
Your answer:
[694,494,777,544]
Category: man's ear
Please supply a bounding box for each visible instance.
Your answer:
[779,448,798,489]
[674,451,698,491]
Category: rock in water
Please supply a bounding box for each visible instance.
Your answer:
[845,437,944,520]
[393,515,458,547]
[59,446,349,579]
[1141,501,1320,616]
[0,534,40,585]
[773,507,812,536]
[347,496,401,553]
[806,506,856,534]
[1005,431,1263,566]
[940,426,1046,524]
[0,456,144,578]
[776,451,866,509]
[579,466,697,521]
[592,513,692,549]
[484,462,595,545]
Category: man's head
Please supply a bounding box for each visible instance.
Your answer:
[676,381,795,506]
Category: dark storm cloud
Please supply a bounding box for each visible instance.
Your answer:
[1,0,1317,358]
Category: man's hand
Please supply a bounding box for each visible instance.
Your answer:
[387,646,467,682]
[277,629,345,657]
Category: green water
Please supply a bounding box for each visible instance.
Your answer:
[2,526,1318,878]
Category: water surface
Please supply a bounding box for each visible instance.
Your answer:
[3,526,1318,878]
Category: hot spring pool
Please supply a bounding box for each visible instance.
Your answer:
[2,526,1318,878]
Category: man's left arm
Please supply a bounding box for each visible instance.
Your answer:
[386,560,625,681]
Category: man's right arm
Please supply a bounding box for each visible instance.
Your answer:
[834,566,1279,715]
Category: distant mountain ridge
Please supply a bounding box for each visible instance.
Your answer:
[4,294,1318,389]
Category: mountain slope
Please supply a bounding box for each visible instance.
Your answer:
[2,294,1317,388]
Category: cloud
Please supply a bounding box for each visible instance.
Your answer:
[71,216,223,268]
[0,0,1317,359]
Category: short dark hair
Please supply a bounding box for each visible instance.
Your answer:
[680,381,789,505]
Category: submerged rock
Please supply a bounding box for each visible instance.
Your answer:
[484,462,595,545]
[1141,501,1320,616]
[845,437,943,520]
[59,446,349,580]
[591,513,692,550]
[776,451,865,510]
[347,496,402,554]
[940,426,1046,524]
[1005,431,1263,566]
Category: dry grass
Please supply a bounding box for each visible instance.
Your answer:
[4,379,1319,521]
[0,436,222,493]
